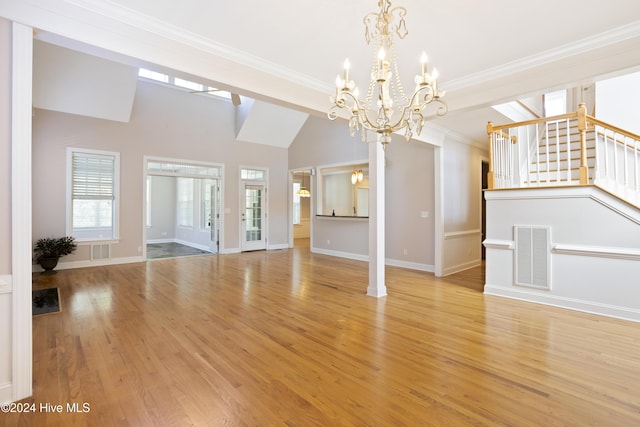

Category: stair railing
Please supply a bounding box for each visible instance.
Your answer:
[487,103,640,206]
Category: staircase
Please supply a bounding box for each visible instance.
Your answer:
[487,103,640,207]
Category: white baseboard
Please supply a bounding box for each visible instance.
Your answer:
[146,238,174,244]
[442,259,482,276]
[484,284,640,323]
[0,275,11,294]
[311,247,369,263]
[220,248,240,255]
[268,243,289,250]
[0,381,12,404]
[174,239,213,253]
[34,256,146,272]
[385,259,434,272]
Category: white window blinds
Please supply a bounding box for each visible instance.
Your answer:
[72,153,115,200]
[68,149,119,241]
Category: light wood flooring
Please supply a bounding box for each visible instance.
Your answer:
[8,245,640,426]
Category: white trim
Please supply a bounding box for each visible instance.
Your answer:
[267,243,289,251]
[483,239,514,250]
[0,275,11,294]
[446,21,640,92]
[220,247,241,255]
[434,146,444,277]
[64,0,333,94]
[444,229,482,239]
[443,260,483,277]
[553,244,640,261]
[0,381,12,405]
[484,186,640,225]
[32,256,145,272]
[174,239,213,253]
[11,22,33,403]
[385,259,434,273]
[311,247,369,263]
[484,284,640,323]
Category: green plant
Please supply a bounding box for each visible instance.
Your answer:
[33,236,77,262]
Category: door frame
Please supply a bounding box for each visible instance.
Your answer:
[142,156,225,259]
[239,167,268,252]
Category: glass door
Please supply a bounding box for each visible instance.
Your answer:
[241,183,266,251]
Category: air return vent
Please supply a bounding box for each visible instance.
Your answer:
[514,226,551,289]
[91,243,111,260]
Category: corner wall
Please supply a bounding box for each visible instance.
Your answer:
[484,186,640,321]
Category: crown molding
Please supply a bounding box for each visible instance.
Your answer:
[64,0,333,94]
[445,20,640,91]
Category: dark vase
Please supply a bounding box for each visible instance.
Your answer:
[38,257,60,272]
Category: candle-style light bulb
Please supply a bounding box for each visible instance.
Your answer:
[343,58,351,81]
[420,51,428,76]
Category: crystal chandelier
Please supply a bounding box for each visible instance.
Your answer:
[328,0,447,150]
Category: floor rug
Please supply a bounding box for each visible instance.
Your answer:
[32,287,60,316]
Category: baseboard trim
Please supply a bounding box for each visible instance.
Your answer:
[442,259,482,276]
[0,381,12,404]
[311,247,369,263]
[385,259,434,272]
[34,256,146,272]
[220,248,240,255]
[0,275,11,294]
[268,243,289,251]
[484,284,640,323]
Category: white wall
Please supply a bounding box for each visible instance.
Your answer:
[596,71,640,135]
[484,186,640,321]
[32,78,289,264]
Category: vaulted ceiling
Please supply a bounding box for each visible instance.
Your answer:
[3,0,640,144]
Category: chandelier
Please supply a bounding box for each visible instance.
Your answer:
[296,171,311,198]
[328,0,447,150]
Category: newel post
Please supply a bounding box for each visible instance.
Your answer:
[486,122,495,189]
[577,102,589,185]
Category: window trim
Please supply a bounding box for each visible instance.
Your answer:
[66,147,120,243]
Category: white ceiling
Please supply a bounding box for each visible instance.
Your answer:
[3,0,640,144]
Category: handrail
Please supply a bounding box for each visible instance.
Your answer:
[587,116,640,141]
[491,112,578,132]
[487,103,640,206]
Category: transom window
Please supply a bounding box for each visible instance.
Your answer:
[138,68,232,100]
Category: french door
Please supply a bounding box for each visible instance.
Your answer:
[241,182,266,251]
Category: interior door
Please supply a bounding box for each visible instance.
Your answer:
[241,183,266,251]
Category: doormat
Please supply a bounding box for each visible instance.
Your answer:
[32,288,60,316]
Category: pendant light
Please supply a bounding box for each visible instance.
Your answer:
[297,171,311,198]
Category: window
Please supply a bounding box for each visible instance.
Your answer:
[138,68,232,100]
[293,182,301,225]
[544,90,567,117]
[177,177,194,228]
[68,148,119,241]
[241,168,265,181]
[138,68,169,83]
[200,179,218,230]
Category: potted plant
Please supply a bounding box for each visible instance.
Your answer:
[33,236,77,272]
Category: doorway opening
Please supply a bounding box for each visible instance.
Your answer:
[144,158,223,259]
[291,169,312,249]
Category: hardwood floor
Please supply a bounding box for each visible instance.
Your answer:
[6,247,640,426]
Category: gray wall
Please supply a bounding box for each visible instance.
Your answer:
[147,175,176,241]
[32,79,289,261]
[289,116,438,269]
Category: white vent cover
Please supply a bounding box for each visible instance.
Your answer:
[91,243,111,260]
[514,226,551,289]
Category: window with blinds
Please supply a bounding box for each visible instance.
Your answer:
[68,148,119,241]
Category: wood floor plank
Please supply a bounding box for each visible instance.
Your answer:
[4,244,640,426]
